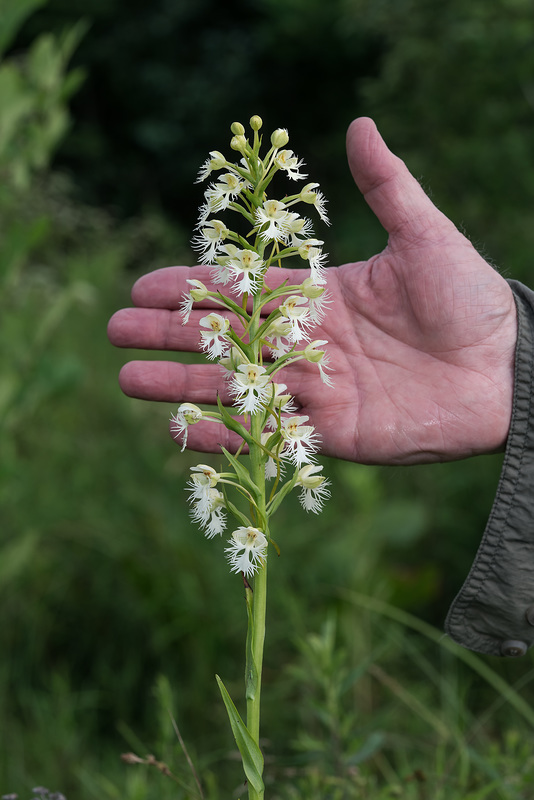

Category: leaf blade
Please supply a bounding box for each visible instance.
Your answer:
[215,675,264,793]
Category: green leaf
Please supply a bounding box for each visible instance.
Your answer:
[215,675,264,794]
[0,0,46,56]
[57,19,90,64]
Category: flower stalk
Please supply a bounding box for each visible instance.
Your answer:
[175,115,333,798]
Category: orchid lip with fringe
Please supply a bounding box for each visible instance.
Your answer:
[225,526,268,576]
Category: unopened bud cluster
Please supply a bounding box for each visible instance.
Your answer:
[172,116,333,576]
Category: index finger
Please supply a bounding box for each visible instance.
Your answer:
[130,264,311,310]
[132,265,216,309]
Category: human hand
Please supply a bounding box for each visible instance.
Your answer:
[107,117,517,465]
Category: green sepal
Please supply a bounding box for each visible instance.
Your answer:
[220,445,261,501]
[216,394,253,446]
[215,675,264,794]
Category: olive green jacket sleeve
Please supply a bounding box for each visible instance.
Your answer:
[445,280,534,658]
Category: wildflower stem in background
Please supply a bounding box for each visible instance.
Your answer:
[175,115,333,798]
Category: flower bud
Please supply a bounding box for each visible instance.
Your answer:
[230,134,247,152]
[250,115,263,131]
[271,128,289,148]
[297,239,323,260]
[300,277,326,299]
[287,215,306,234]
[209,151,227,169]
[231,121,245,135]
[191,464,221,488]
[296,464,326,490]
[186,279,209,302]
[218,356,233,372]
[303,340,328,363]
[178,402,204,424]
[300,182,319,204]
[171,403,204,451]
[271,383,293,409]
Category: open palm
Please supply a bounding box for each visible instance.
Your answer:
[108,118,517,464]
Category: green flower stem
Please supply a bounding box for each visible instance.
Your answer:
[244,292,269,800]
[189,118,331,800]
[246,431,267,800]
[247,540,267,746]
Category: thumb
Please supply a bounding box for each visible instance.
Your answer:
[346,117,455,239]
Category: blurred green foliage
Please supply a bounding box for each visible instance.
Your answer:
[2,0,534,797]
[351,0,534,277]
[0,0,85,189]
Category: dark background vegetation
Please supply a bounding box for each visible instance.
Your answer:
[3,0,534,797]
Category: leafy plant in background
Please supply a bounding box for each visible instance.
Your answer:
[0,0,86,189]
[0,0,88,438]
[347,0,534,279]
[0,7,91,792]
